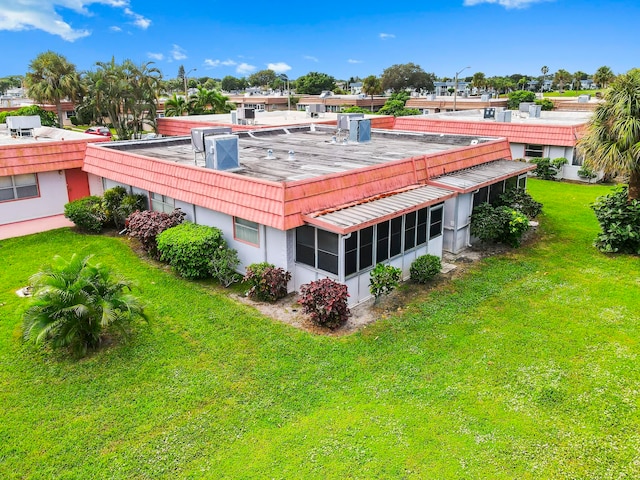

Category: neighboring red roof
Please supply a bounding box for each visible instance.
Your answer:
[83,138,513,231]
[392,117,585,147]
[0,137,107,176]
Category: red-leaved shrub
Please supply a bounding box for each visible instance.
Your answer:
[298,278,350,329]
[126,209,185,258]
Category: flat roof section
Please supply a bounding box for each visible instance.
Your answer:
[429,159,536,193]
[103,126,501,183]
[0,125,99,146]
[419,108,591,127]
[305,184,456,234]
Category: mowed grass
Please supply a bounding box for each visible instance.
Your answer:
[1,179,639,479]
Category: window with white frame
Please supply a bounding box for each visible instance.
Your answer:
[234,217,259,246]
[524,144,545,158]
[150,192,175,213]
[0,174,39,202]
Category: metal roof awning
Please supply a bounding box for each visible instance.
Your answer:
[304,184,455,235]
[427,159,536,193]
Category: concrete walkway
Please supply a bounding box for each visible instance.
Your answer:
[0,215,74,240]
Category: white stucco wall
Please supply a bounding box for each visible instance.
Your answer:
[0,171,69,225]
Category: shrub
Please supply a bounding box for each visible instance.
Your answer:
[535,98,554,111]
[126,209,185,258]
[244,263,291,302]
[498,188,543,218]
[156,222,224,279]
[507,90,536,109]
[117,194,147,226]
[22,254,147,357]
[209,245,241,287]
[69,116,79,126]
[591,186,640,254]
[410,255,441,284]
[369,263,402,303]
[102,186,127,227]
[532,157,568,180]
[298,278,350,328]
[578,165,598,180]
[471,203,530,247]
[64,196,106,233]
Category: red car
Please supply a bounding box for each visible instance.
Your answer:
[84,126,112,138]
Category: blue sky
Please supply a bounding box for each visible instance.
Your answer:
[0,0,637,81]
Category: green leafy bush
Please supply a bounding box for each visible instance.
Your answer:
[157,222,224,279]
[498,188,543,218]
[298,278,351,328]
[64,196,106,233]
[22,254,147,357]
[126,209,185,258]
[244,263,291,302]
[102,186,147,230]
[102,186,127,227]
[209,245,241,287]
[507,90,536,109]
[532,157,568,180]
[410,255,441,284]
[369,263,402,302]
[471,203,530,247]
[591,186,640,254]
[577,166,598,180]
[535,98,554,111]
[0,105,58,127]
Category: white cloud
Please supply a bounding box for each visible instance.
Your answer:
[348,59,363,64]
[303,55,319,62]
[379,33,395,39]
[463,0,549,7]
[147,52,164,61]
[204,59,237,68]
[124,7,151,29]
[236,63,256,75]
[267,62,291,73]
[0,1,150,41]
[109,25,122,32]
[171,44,187,61]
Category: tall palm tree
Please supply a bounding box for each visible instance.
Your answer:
[578,69,640,200]
[164,93,189,117]
[593,66,616,89]
[23,254,147,356]
[362,75,383,112]
[25,51,82,127]
[540,65,549,94]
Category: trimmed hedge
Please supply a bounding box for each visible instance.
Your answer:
[156,222,225,279]
[410,254,441,284]
[64,196,106,233]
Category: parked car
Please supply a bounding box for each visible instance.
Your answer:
[84,126,112,137]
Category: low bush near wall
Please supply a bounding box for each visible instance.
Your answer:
[410,255,442,284]
[532,157,568,180]
[126,209,185,258]
[157,223,224,279]
[102,187,146,230]
[244,263,291,302]
[592,186,640,254]
[298,278,350,328]
[369,263,402,303]
[64,196,107,233]
[209,246,241,287]
[498,189,543,218]
[471,204,530,247]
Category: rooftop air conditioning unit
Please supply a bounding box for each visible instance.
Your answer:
[427,94,436,101]
[578,94,590,103]
[496,110,512,123]
[204,135,240,172]
[7,115,41,135]
[308,104,326,113]
[237,108,255,120]
[528,104,542,118]
[519,102,534,113]
[348,118,371,143]
[483,107,496,119]
[481,94,490,102]
[191,127,233,162]
[337,113,364,130]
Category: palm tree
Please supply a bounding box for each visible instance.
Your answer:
[164,93,189,117]
[361,75,383,112]
[23,254,147,356]
[540,65,549,94]
[25,51,82,127]
[578,69,640,200]
[554,69,572,93]
[593,66,616,89]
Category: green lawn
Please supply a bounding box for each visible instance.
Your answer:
[1,180,639,479]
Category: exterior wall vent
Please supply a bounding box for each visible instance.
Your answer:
[204,135,240,171]
[348,118,371,143]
